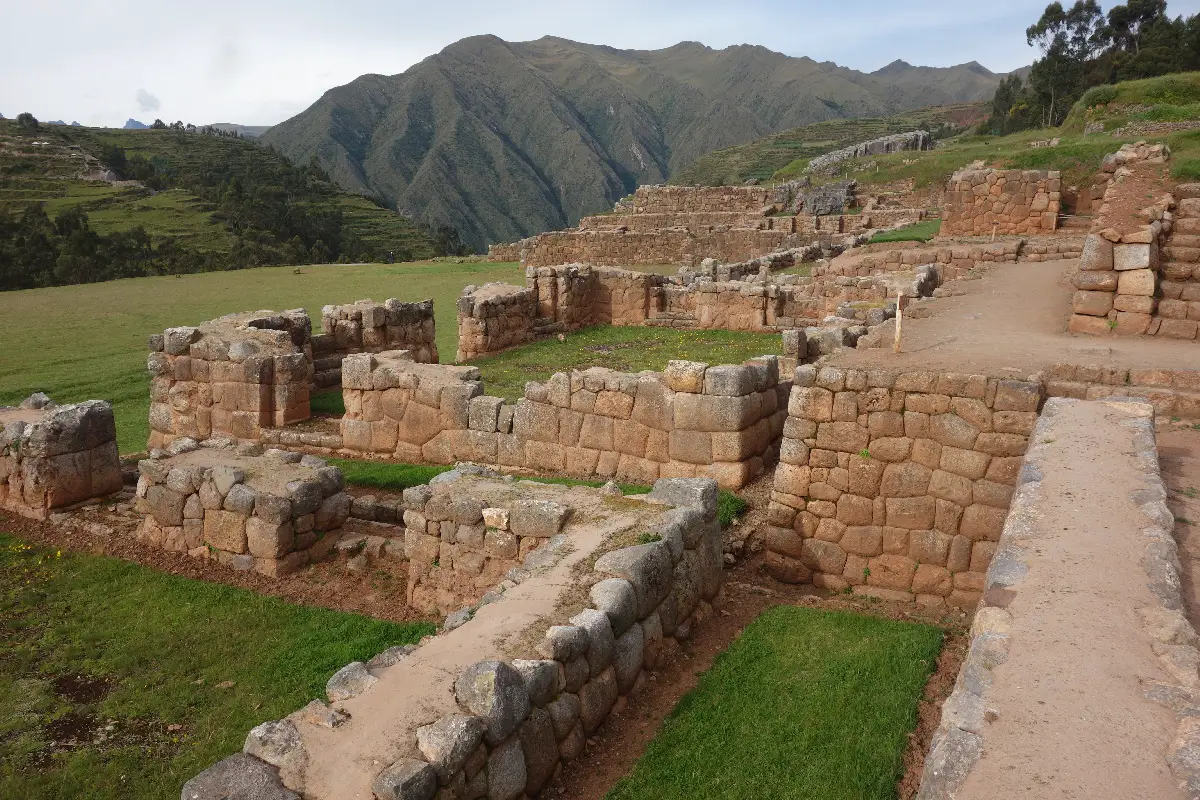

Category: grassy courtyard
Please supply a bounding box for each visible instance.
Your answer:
[0,259,522,452]
[607,606,943,800]
[0,533,433,800]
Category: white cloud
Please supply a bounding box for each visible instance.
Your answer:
[3,0,1200,127]
[135,88,160,113]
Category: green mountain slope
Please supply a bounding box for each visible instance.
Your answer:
[673,103,990,186]
[0,121,444,289]
[262,36,1011,248]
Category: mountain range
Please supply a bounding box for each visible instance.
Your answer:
[262,36,1014,249]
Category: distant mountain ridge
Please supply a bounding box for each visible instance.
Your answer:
[263,35,1015,249]
[124,119,148,129]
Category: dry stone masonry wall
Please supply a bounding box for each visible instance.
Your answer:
[134,440,351,577]
[941,169,1061,236]
[764,366,1040,606]
[0,393,123,520]
[312,299,437,389]
[183,476,726,800]
[338,351,789,489]
[805,131,933,175]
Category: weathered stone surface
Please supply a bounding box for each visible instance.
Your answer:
[326,662,377,702]
[416,714,486,784]
[547,692,581,740]
[487,736,526,800]
[243,719,306,789]
[538,625,588,662]
[646,478,719,521]
[518,707,559,794]
[594,542,674,618]
[569,608,616,675]
[1118,268,1156,296]
[180,753,299,800]
[508,499,571,537]
[578,665,618,732]
[454,661,531,746]
[511,659,560,707]
[590,578,638,636]
[371,758,437,800]
[613,624,644,694]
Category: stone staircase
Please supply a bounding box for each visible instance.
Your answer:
[1162,184,1200,290]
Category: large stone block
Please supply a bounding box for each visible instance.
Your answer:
[1117,269,1156,296]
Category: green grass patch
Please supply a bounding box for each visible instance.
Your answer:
[867,218,942,244]
[0,259,522,453]
[0,533,433,800]
[329,458,748,526]
[468,325,782,404]
[310,390,346,416]
[607,606,943,800]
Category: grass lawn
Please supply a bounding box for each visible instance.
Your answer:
[0,533,433,800]
[329,458,749,526]
[464,325,783,403]
[607,605,942,800]
[0,259,521,453]
[868,218,942,245]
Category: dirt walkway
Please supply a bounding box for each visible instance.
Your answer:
[833,258,1199,376]
[956,401,1183,799]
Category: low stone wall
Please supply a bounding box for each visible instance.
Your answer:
[148,310,314,449]
[183,475,725,800]
[518,227,806,269]
[0,394,123,520]
[941,169,1060,236]
[764,367,1040,606]
[819,238,1084,284]
[487,241,523,262]
[806,131,933,175]
[1044,363,1200,418]
[916,398,1200,798]
[578,211,771,232]
[628,184,774,214]
[339,352,789,489]
[312,299,437,388]
[133,440,350,577]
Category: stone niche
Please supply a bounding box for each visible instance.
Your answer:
[134,441,351,577]
[147,309,314,449]
[0,393,123,519]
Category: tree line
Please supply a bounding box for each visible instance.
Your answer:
[0,119,469,291]
[986,0,1200,133]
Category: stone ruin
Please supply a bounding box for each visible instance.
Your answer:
[134,439,351,577]
[940,168,1061,235]
[805,130,934,175]
[0,392,122,519]
[183,474,726,800]
[487,182,927,269]
[148,299,436,449]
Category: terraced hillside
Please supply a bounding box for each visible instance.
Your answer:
[0,122,447,289]
[672,103,989,186]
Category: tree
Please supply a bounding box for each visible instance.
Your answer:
[16,112,38,132]
[151,119,166,129]
[1025,1,1106,125]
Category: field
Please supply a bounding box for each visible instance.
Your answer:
[0,533,433,800]
[0,260,522,452]
[0,121,438,261]
[606,606,943,800]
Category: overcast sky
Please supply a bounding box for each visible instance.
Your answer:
[5,0,1200,128]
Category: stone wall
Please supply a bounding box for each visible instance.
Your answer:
[1069,143,1197,339]
[517,227,806,269]
[916,398,1200,798]
[339,352,789,489]
[147,310,314,449]
[763,366,1040,606]
[941,169,1061,236]
[312,299,438,389]
[628,184,774,214]
[578,211,772,232]
[806,131,933,175]
[0,394,123,520]
[133,440,351,577]
[183,475,726,800]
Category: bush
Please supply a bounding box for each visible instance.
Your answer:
[1080,85,1118,107]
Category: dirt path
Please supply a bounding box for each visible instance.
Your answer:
[1159,424,1200,621]
[834,257,1199,376]
[956,401,1183,799]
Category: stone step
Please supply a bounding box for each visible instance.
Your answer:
[1174,217,1200,234]
[1162,245,1200,264]
[1163,262,1198,281]
[1176,182,1200,200]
